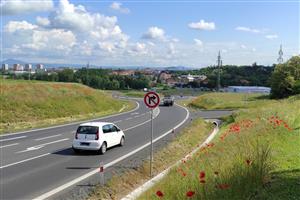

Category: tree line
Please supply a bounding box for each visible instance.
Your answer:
[10,68,150,90]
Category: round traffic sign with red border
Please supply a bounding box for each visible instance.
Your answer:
[144,92,160,108]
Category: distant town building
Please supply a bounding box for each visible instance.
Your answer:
[2,64,9,71]
[13,64,24,71]
[111,70,135,76]
[158,71,172,83]
[225,86,271,94]
[36,64,44,70]
[25,64,32,71]
[180,74,207,84]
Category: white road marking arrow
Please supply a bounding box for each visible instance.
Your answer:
[16,138,69,153]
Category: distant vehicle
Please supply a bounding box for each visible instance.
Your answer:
[72,122,125,154]
[163,95,174,106]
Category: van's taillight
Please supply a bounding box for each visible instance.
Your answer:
[95,131,99,140]
[75,132,78,139]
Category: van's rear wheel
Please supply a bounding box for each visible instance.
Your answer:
[119,137,125,146]
[99,142,107,154]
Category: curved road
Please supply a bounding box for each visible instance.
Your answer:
[0,99,189,200]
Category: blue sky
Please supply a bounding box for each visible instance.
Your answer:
[1,0,299,67]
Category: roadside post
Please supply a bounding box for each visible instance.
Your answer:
[144,91,160,177]
[99,161,104,185]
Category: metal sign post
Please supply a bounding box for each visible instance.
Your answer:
[144,92,160,177]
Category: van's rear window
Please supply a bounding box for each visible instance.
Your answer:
[77,126,98,134]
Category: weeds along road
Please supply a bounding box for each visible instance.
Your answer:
[0,98,188,200]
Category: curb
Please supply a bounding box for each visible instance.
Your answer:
[121,121,219,200]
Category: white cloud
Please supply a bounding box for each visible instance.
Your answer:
[142,26,166,40]
[110,2,130,14]
[36,16,50,27]
[240,44,247,49]
[265,34,278,40]
[194,39,203,47]
[188,20,215,30]
[5,21,37,33]
[1,0,54,15]
[235,26,262,33]
[168,43,176,55]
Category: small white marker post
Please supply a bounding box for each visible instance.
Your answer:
[99,162,104,185]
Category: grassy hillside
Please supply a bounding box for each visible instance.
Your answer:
[189,92,273,109]
[139,94,300,199]
[0,79,134,133]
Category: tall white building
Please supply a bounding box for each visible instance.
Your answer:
[13,64,24,71]
[36,64,44,69]
[2,64,9,71]
[25,64,32,71]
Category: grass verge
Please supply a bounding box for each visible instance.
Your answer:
[138,94,300,199]
[0,79,134,134]
[88,118,213,200]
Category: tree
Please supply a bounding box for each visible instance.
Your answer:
[270,56,300,98]
[58,69,74,82]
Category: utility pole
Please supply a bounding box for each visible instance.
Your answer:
[86,61,89,85]
[217,50,222,92]
[277,44,283,64]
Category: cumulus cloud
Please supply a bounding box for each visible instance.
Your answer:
[4,21,76,52]
[5,21,37,32]
[194,39,203,47]
[36,16,50,27]
[235,26,262,33]
[265,34,278,40]
[240,44,247,49]
[142,26,166,40]
[110,2,130,14]
[188,20,215,30]
[1,0,54,15]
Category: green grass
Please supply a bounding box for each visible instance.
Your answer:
[189,92,274,109]
[119,90,147,98]
[0,79,134,134]
[139,94,300,200]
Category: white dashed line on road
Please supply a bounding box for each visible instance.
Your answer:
[34,134,62,141]
[0,143,19,149]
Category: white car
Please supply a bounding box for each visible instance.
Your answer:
[72,122,125,154]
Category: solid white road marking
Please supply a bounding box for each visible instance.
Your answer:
[130,112,139,115]
[0,136,26,142]
[0,153,51,169]
[123,108,160,132]
[0,143,19,149]
[113,120,123,123]
[34,134,62,141]
[16,138,70,153]
[33,105,189,200]
[125,117,133,120]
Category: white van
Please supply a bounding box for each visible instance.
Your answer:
[72,122,125,154]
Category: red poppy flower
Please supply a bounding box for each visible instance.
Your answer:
[199,171,205,179]
[246,159,252,165]
[182,172,187,177]
[186,191,195,197]
[217,184,230,190]
[156,190,164,197]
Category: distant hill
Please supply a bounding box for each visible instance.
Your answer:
[1,59,27,65]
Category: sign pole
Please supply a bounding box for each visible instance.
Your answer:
[150,108,153,177]
[143,91,160,178]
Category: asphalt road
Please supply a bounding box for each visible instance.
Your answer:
[0,98,232,200]
[0,99,189,200]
